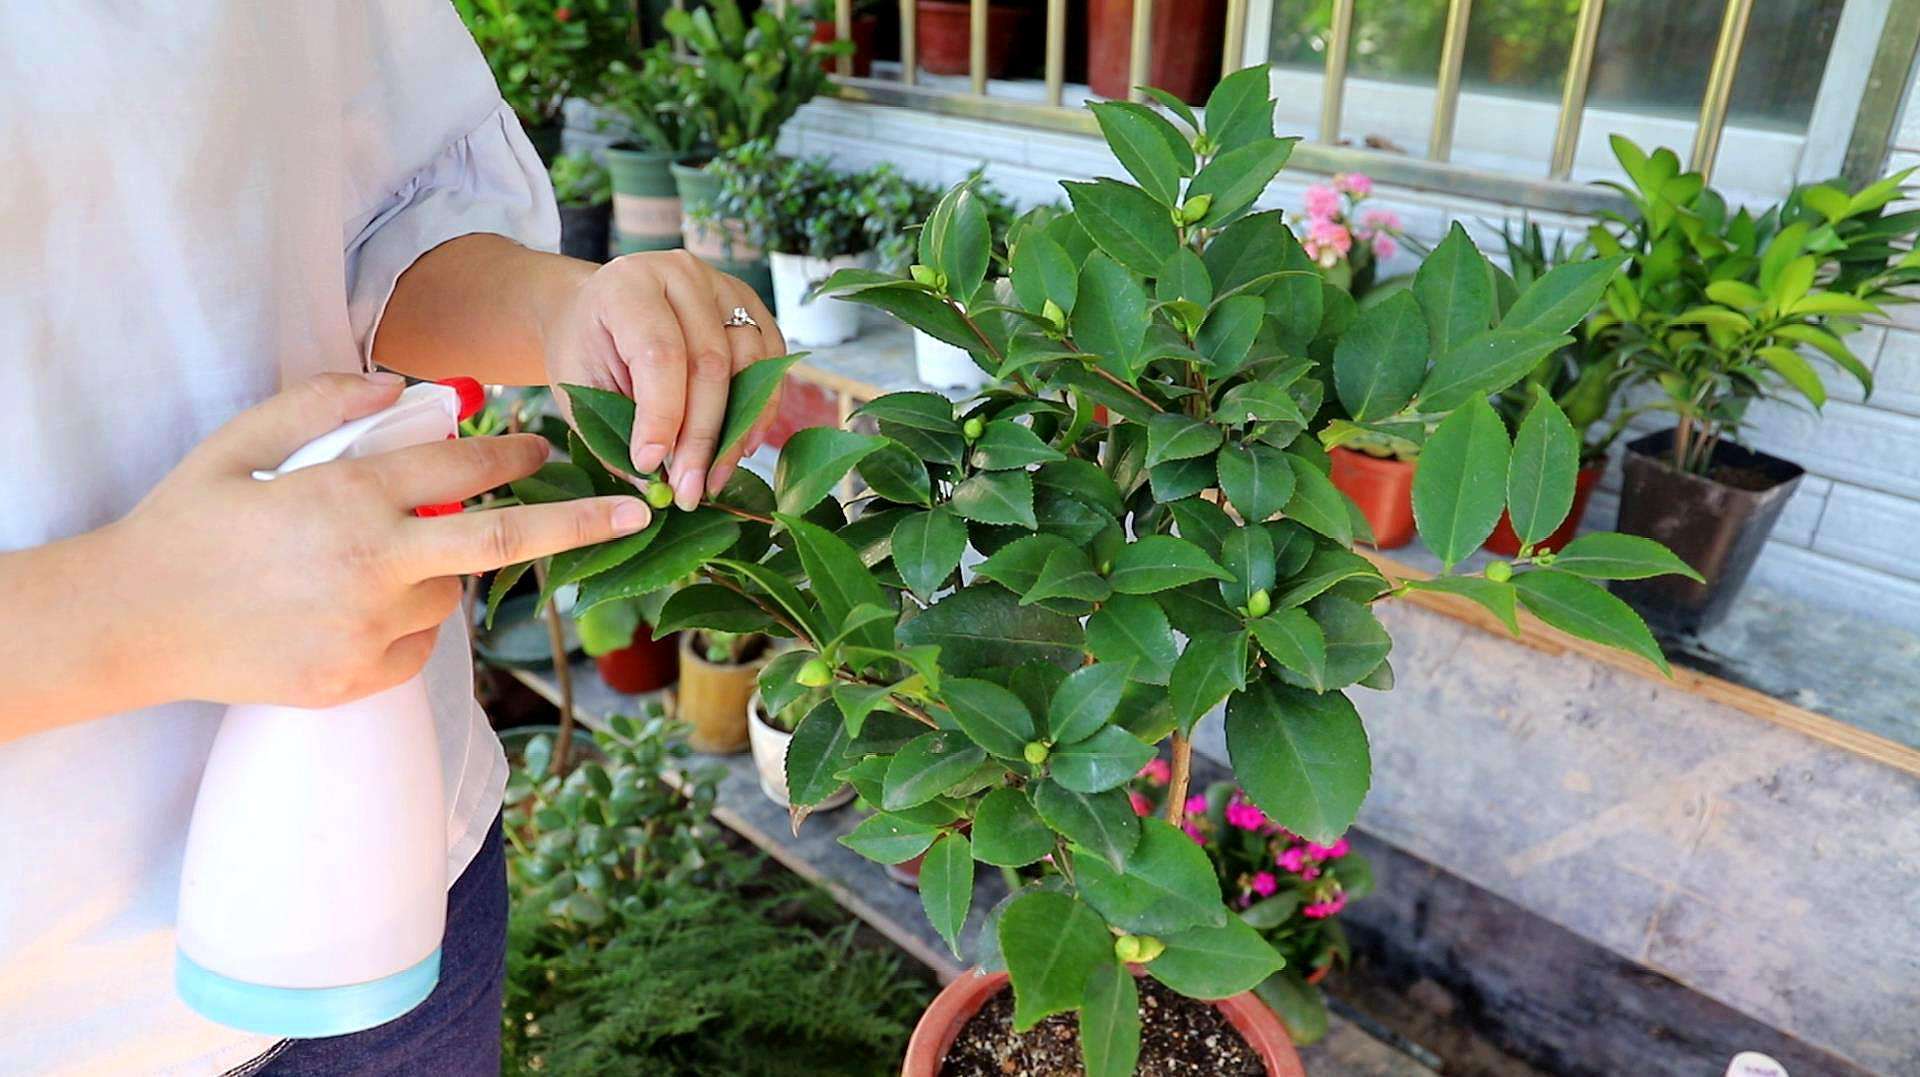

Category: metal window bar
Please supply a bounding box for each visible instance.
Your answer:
[1046,0,1068,107]
[971,0,989,96]
[1428,0,1474,161]
[1221,0,1249,81]
[899,0,918,87]
[1548,0,1607,180]
[1690,0,1757,180]
[1129,0,1154,103]
[837,0,854,78]
[1319,0,1355,145]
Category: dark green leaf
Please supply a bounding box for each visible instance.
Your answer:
[561,384,637,473]
[1306,595,1391,689]
[826,271,980,352]
[1186,137,1295,225]
[977,534,1078,594]
[854,390,960,433]
[574,509,740,612]
[839,812,940,863]
[785,698,854,808]
[1091,101,1193,205]
[831,681,897,736]
[1249,608,1328,690]
[1411,222,1495,351]
[1081,964,1143,1077]
[1333,290,1428,421]
[1036,458,1127,519]
[1063,179,1182,276]
[1219,524,1276,607]
[711,556,832,646]
[1150,454,1218,502]
[1551,532,1705,582]
[883,730,990,811]
[1011,230,1080,315]
[951,470,1038,528]
[778,513,891,650]
[1282,454,1353,544]
[1418,329,1573,413]
[943,677,1039,759]
[653,582,772,635]
[858,439,933,506]
[1218,442,1298,523]
[1255,971,1330,1046]
[972,420,1067,470]
[511,461,592,505]
[892,508,968,602]
[1146,413,1225,468]
[1168,497,1235,557]
[1507,389,1580,547]
[1197,294,1266,375]
[1158,248,1213,307]
[484,561,531,630]
[1031,780,1141,872]
[899,584,1083,675]
[1514,570,1670,673]
[1072,252,1152,376]
[999,891,1114,1030]
[1049,662,1134,744]
[973,788,1056,866]
[716,354,804,461]
[1051,727,1156,794]
[1108,535,1233,594]
[1412,397,1511,569]
[1272,545,1379,608]
[1169,630,1249,729]
[921,832,974,958]
[1086,594,1177,684]
[1405,575,1520,634]
[1500,255,1625,335]
[1151,917,1287,1000]
[1075,817,1227,934]
[1226,677,1370,843]
[774,427,887,516]
[1026,547,1113,606]
[1204,65,1277,154]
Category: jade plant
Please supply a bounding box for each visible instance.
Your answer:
[498,69,1694,1074]
[1588,135,1920,474]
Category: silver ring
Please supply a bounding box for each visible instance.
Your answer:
[724,306,759,329]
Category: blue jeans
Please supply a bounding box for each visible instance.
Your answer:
[240,814,506,1076]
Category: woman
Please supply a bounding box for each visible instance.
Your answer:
[0,3,783,1072]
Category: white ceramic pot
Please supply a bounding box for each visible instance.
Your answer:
[769,250,870,347]
[746,691,855,810]
[913,329,988,390]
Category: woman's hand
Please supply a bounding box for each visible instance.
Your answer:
[99,372,649,712]
[540,250,787,509]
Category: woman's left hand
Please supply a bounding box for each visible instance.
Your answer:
[542,249,786,509]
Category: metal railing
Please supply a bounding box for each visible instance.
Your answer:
[790,0,1918,215]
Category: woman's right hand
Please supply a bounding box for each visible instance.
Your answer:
[107,371,648,709]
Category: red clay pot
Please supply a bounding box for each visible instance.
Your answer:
[902,970,1305,1076]
[592,630,679,694]
[1088,0,1229,104]
[1483,464,1604,557]
[917,1,1023,77]
[815,14,880,79]
[1328,447,1417,550]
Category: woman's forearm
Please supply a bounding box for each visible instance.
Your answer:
[372,234,593,386]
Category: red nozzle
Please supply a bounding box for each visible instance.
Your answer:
[437,377,485,422]
[414,502,464,518]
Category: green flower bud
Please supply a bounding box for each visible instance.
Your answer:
[795,657,834,688]
[1177,193,1213,225]
[1114,935,1143,963]
[1246,588,1272,618]
[962,416,985,441]
[1132,935,1166,963]
[909,263,941,289]
[1022,741,1050,765]
[1485,561,1514,583]
[1042,297,1067,331]
[644,479,676,510]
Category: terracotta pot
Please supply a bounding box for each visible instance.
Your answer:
[815,14,881,78]
[747,692,856,810]
[592,629,678,694]
[917,1,1023,78]
[1328,447,1416,549]
[672,636,768,753]
[902,970,1306,1076]
[1087,0,1229,104]
[1483,464,1604,557]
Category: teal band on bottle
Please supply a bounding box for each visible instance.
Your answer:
[176,947,441,1038]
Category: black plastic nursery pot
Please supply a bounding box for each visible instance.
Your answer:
[1612,428,1805,636]
[557,202,611,263]
[670,159,775,307]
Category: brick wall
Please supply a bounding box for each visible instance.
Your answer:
[782,90,1920,634]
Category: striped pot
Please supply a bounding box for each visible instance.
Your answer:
[604,144,683,256]
[671,159,775,307]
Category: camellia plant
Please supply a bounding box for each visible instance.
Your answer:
[499,69,1696,1074]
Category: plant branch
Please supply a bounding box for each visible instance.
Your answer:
[700,569,811,647]
[1164,733,1194,829]
[705,500,775,526]
[1090,364,1165,413]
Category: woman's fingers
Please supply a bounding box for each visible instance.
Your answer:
[658,256,737,510]
[709,277,786,494]
[357,433,551,511]
[403,496,650,579]
[598,273,686,477]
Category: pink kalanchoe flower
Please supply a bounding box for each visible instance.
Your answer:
[1303,184,1341,220]
[1183,823,1207,844]
[1129,791,1153,816]
[1309,218,1353,254]
[1328,838,1351,859]
[1249,871,1279,897]
[1225,801,1268,832]
[1359,208,1402,235]
[1305,841,1333,859]
[1276,847,1308,873]
[1334,172,1373,197]
[1184,794,1209,816]
[1372,233,1398,260]
[1137,757,1172,785]
[1302,866,1322,882]
[1302,901,1336,919]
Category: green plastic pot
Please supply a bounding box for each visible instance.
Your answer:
[671,159,774,307]
[605,144,683,256]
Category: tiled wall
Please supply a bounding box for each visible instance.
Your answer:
[781,91,1920,634]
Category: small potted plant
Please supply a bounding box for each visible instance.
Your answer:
[664,0,846,303]
[1481,218,1623,556]
[521,69,1690,1074]
[454,0,631,161]
[674,629,775,755]
[1131,766,1370,1045]
[573,597,679,695]
[696,144,880,346]
[1590,137,1919,633]
[812,0,883,78]
[916,0,1027,78]
[1088,0,1227,104]
[596,43,705,256]
[549,151,612,263]
[1296,173,1401,299]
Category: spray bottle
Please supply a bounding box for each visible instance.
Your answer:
[174,377,485,1037]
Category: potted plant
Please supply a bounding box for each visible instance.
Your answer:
[916,1,1027,78]
[549,151,613,263]
[696,143,881,346]
[596,43,706,256]
[1296,173,1401,299]
[812,0,883,78]
[675,629,777,755]
[454,0,632,161]
[1088,0,1227,104]
[1130,766,1370,1045]
[901,172,1018,389]
[573,597,680,695]
[1481,218,1624,556]
[664,0,846,304]
[1589,136,1919,633]
[517,68,1690,1074]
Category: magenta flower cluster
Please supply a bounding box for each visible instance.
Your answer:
[1298,172,1400,269]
